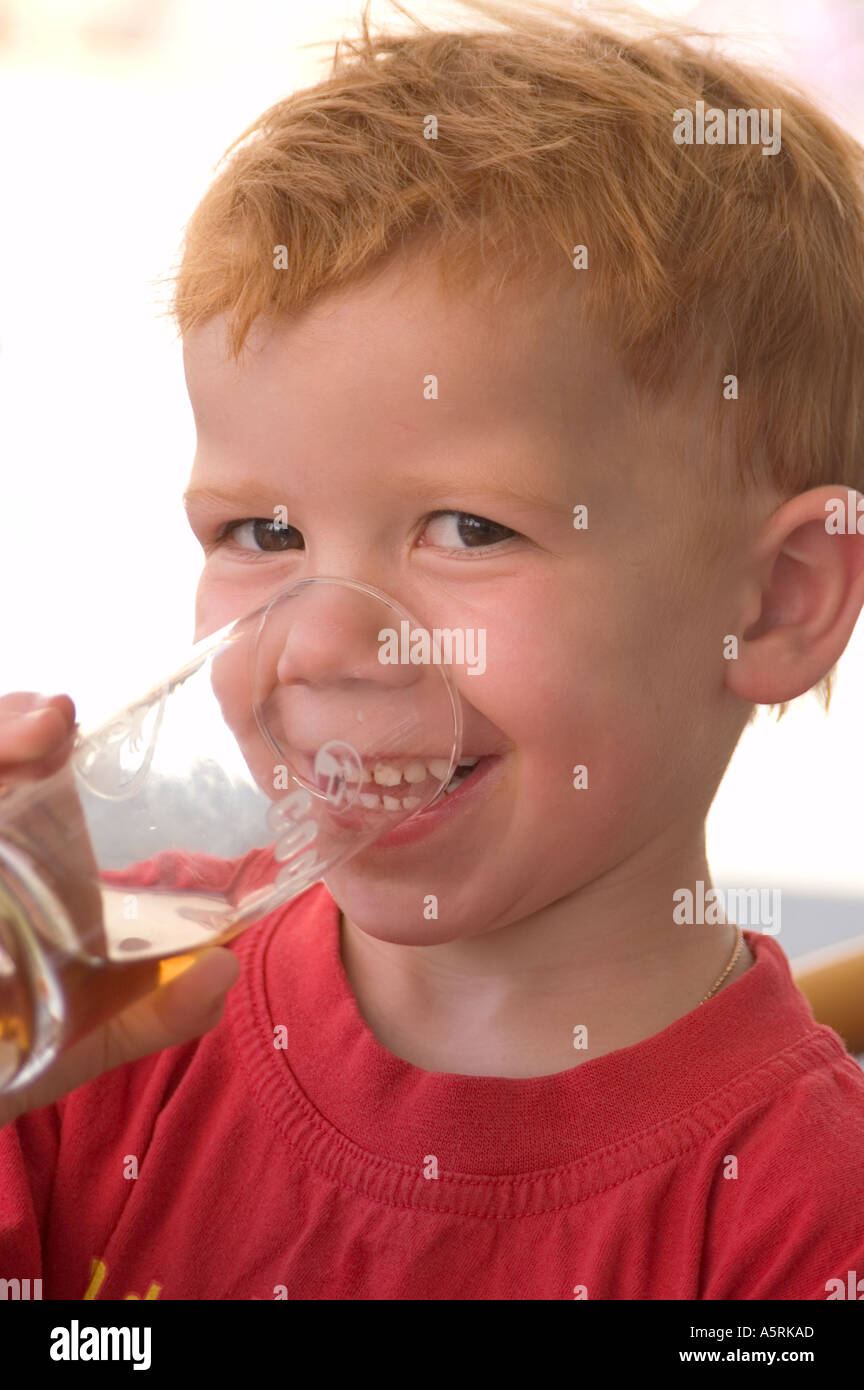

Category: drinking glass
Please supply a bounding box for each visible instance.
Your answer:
[0,577,463,1092]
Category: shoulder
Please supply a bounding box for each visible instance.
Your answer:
[701,1034,864,1299]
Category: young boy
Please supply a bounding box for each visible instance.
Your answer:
[2,0,864,1300]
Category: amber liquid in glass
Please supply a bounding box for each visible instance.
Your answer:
[0,878,204,1090]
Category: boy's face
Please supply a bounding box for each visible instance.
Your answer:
[183,256,747,944]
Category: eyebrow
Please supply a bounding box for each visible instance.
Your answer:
[183,477,567,517]
[183,485,284,514]
[413,479,566,515]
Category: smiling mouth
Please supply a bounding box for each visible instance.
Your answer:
[293,751,488,810]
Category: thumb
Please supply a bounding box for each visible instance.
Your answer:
[0,948,242,1126]
[91,946,242,1079]
[120,947,242,1052]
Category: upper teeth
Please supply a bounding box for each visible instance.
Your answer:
[345,756,479,786]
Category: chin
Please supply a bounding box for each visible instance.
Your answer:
[324,867,514,947]
[325,879,454,944]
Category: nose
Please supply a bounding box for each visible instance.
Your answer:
[215,575,462,773]
[262,580,419,692]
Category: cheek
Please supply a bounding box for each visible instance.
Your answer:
[192,565,263,643]
[448,581,637,749]
[476,582,690,820]
[439,586,576,730]
[501,700,684,910]
[192,571,226,644]
[190,572,293,798]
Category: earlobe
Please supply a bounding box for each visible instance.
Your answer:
[723,486,864,707]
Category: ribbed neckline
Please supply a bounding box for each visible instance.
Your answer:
[227,882,845,1215]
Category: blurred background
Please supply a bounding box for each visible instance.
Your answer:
[0,0,862,959]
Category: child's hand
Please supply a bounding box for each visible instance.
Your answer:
[0,943,238,1128]
[0,692,240,1126]
[0,691,107,949]
[0,690,79,778]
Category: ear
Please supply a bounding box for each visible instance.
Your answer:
[724,486,864,705]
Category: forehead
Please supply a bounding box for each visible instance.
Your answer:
[183,256,633,442]
[180,254,722,540]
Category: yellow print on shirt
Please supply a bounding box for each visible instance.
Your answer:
[83,1256,162,1301]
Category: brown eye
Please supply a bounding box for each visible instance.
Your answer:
[423,511,516,550]
[225,519,304,552]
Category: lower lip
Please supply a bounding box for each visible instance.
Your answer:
[364,754,503,850]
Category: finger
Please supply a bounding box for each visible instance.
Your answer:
[3,949,241,1120]
[0,692,74,719]
[101,948,241,1071]
[0,702,74,766]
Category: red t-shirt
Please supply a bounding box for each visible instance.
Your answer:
[2,846,864,1301]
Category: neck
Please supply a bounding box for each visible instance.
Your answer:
[338,832,754,1078]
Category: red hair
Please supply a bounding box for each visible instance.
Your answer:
[168,0,864,712]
